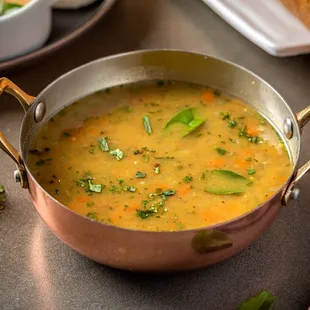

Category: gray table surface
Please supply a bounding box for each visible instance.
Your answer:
[1,0,310,309]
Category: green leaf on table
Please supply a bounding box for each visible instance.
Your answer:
[203,169,249,195]
[236,290,275,310]
[143,115,152,135]
[164,108,205,137]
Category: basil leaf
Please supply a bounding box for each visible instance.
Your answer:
[88,180,103,193]
[236,290,275,310]
[164,108,205,136]
[136,171,146,178]
[136,208,157,219]
[109,149,124,160]
[185,119,205,136]
[212,170,247,180]
[204,170,248,195]
[247,169,256,175]
[98,137,109,152]
[143,115,152,135]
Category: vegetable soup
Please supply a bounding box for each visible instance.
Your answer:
[27,81,292,231]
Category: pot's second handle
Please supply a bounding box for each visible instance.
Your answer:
[0,78,35,188]
[283,105,310,205]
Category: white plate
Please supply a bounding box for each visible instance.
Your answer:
[202,0,310,57]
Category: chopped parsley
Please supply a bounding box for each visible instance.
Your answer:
[55,189,60,195]
[109,149,124,160]
[216,147,227,156]
[98,137,109,152]
[221,112,231,120]
[35,159,45,166]
[63,132,71,137]
[86,201,95,208]
[183,175,193,183]
[247,169,256,175]
[229,138,236,143]
[228,119,237,128]
[136,171,146,178]
[87,212,98,220]
[88,180,103,193]
[239,126,262,144]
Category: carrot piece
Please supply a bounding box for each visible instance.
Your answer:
[126,203,139,212]
[178,184,191,196]
[201,91,215,102]
[211,157,224,168]
[235,159,248,169]
[246,126,259,137]
[75,195,89,203]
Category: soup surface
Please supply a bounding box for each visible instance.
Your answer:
[27,81,292,231]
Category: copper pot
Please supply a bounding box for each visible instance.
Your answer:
[1,50,309,272]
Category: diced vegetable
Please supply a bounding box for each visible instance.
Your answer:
[136,171,146,178]
[98,137,109,152]
[143,115,153,135]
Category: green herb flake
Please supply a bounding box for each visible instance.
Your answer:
[136,171,146,179]
[143,115,153,135]
[162,189,176,196]
[229,138,236,143]
[109,149,124,161]
[88,180,103,193]
[98,137,109,152]
[1,3,23,16]
[35,159,45,167]
[136,208,157,219]
[216,147,227,156]
[63,132,71,137]
[117,178,124,185]
[86,201,95,208]
[236,290,275,310]
[55,189,60,195]
[221,112,231,120]
[154,165,160,174]
[128,186,136,192]
[246,157,252,162]
[228,119,237,128]
[247,169,256,175]
[87,212,98,220]
[142,154,149,162]
[183,175,193,183]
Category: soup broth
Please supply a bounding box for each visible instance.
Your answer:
[27,81,292,231]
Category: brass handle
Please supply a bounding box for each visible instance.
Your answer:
[0,78,35,188]
[283,105,310,205]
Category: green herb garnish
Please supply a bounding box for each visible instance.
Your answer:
[229,138,236,143]
[247,169,256,175]
[35,159,45,166]
[221,112,231,120]
[87,212,98,220]
[239,126,262,144]
[154,156,175,160]
[183,175,193,183]
[164,108,205,137]
[216,147,227,156]
[55,189,60,195]
[228,119,237,128]
[236,290,275,310]
[109,149,124,160]
[143,115,153,135]
[98,137,109,152]
[88,180,103,193]
[136,208,157,219]
[136,171,146,178]
[86,201,95,208]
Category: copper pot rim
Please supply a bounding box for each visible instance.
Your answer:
[20,49,302,234]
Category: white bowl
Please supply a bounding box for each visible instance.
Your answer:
[0,0,55,62]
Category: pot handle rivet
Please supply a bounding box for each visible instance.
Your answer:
[34,102,46,122]
[290,188,300,201]
[283,117,293,139]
